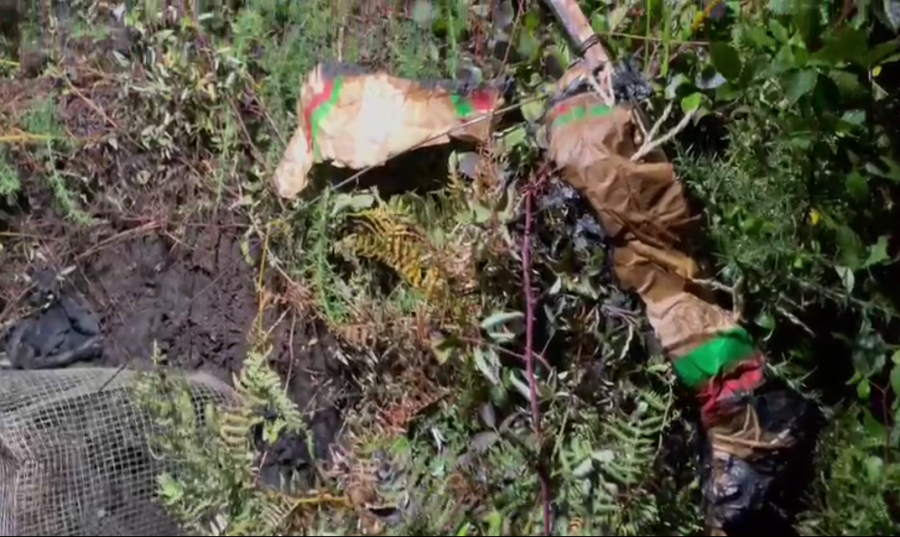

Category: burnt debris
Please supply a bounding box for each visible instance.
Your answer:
[0,268,102,369]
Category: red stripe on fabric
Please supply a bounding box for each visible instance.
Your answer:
[302,80,336,151]
[546,101,577,125]
[696,353,766,424]
[469,89,496,113]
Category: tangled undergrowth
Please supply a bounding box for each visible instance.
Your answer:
[3,0,900,535]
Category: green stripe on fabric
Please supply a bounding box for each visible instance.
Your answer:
[672,327,756,389]
[451,94,475,118]
[551,104,611,129]
[310,76,344,159]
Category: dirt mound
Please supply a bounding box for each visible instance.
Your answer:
[1,210,345,479]
[75,215,344,479]
[0,24,346,484]
[72,218,261,378]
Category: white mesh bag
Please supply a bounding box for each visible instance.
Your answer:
[0,367,234,536]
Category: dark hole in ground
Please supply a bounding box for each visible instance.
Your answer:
[1,209,348,490]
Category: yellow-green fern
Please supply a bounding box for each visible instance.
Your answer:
[341,205,453,303]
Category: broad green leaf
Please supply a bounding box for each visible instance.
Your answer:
[863,236,891,268]
[521,97,544,124]
[782,69,818,104]
[793,45,810,68]
[665,73,690,99]
[608,5,629,32]
[771,19,790,42]
[744,25,776,48]
[715,83,743,102]
[858,377,871,399]
[864,407,888,436]
[879,51,900,65]
[840,109,866,128]
[486,510,504,537]
[892,362,900,397]
[866,39,900,66]
[836,225,864,269]
[473,347,500,385]
[516,27,541,62]
[710,42,742,81]
[829,69,864,98]
[481,310,524,330]
[866,156,900,182]
[845,171,869,201]
[681,92,703,113]
[330,192,375,216]
[497,125,527,151]
[768,45,796,77]
[816,26,868,66]
[836,265,855,293]
[158,474,184,503]
[754,311,776,331]
[892,349,900,365]
[865,455,885,484]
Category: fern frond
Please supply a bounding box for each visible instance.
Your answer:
[341,205,453,303]
[251,492,302,537]
[556,389,675,534]
[219,348,304,457]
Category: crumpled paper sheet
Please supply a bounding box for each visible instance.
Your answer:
[273,62,505,199]
[546,92,738,361]
[545,82,801,532]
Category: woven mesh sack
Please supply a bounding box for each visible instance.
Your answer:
[0,367,235,536]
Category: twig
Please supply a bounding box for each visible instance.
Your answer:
[74,221,162,260]
[59,73,120,130]
[643,101,673,145]
[294,493,349,506]
[631,105,694,162]
[599,30,708,46]
[522,171,552,536]
[457,335,552,370]
[0,133,58,143]
[500,0,527,69]
[228,96,265,163]
[775,304,815,337]
[285,312,297,398]
[587,66,616,107]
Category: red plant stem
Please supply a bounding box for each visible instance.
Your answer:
[522,181,553,535]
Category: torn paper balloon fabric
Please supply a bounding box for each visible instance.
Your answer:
[544,72,814,533]
[273,62,505,199]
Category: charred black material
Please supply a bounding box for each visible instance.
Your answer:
[701,383,821,535]
[0,268,102,369]
[611,56,653,104]
[546,57,653,115]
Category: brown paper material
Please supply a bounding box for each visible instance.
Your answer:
[546,69,800,537]
[273,63,505,199]
[546,91,736,360]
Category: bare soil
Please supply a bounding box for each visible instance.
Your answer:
[0,32,345,477]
